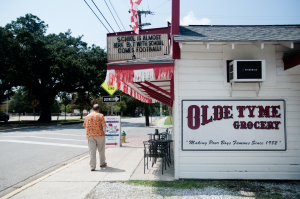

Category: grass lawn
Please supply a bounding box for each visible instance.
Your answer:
[164,116,172,125]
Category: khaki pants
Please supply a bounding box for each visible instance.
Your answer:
[87,136,106,169]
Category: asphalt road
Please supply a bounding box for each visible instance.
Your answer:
[0,116,167,197]
[0,123,88,196]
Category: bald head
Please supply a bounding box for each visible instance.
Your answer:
[93,104,100,112]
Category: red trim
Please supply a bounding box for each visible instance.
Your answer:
[171,0,180,59]
[155,86,170,88]
[142,90,169,103]
[149,80,170,83]
[171,37,181,59]
[171,76,174,101]
[142,91,170,105]
[284,53,300,70]
[137,83,171,105]
[143,81,171,97]
[171,0,180,35]
[107,63,173,70]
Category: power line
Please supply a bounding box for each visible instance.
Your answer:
[153,0,170,11]
[146,0,150,10]
[91,0,115,32]
[103,0,121,31]
[146,0,153,28]
[109,0,126,31]
[123,0,129,10]
[84,0,110,33]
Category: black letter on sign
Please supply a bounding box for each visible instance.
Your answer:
[187,105,200,129]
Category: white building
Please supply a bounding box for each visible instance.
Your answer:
[106,0,300,180]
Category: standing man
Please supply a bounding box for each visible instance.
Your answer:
[83,104,107,171]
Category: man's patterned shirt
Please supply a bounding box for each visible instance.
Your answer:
[83,112,106,137]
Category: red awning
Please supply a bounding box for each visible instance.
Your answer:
[105,61,174,106]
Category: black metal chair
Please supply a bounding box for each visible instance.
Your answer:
[143,140,168,174]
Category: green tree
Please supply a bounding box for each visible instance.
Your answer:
[8,87,42,114]
[51,99,60,114]
[113,105,121,115]
[8,89,26,113]
[95,96,109,115]
[113,101,127,116]
[60,104,72,113]
[149,102,160,116]
[1,14,107,122]
[73,92,92,119]
[120,93,143,116]
[0,27,19,103]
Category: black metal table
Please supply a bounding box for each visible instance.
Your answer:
[143,139,173,174]
[147,133,167,140]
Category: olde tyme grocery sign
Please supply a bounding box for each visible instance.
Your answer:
[107,34,169,61]
[181,100,286,151]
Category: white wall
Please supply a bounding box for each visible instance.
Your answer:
[173,43,300,180]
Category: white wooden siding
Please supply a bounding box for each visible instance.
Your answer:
[174,43,300,180]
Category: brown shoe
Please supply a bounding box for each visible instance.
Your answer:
[100,162,107,167]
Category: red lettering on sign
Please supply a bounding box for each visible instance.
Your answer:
[240,121,247,129]
[233,121,281,130]
[233,121,240,129]
[224,106,233,119]
[247,121,253,129]
[201,105,213,125]
[212,105,223,121]
[260,121,267,129]
[246,106,256,118]
[271,106,281,118]
[187,105,200,129]
[258,106,271,118]
[274,121,281,129]
[254,121,260,129]
[236,106,246,118]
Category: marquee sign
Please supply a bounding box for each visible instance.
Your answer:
[181,100,286,151]
[107,34,169,61]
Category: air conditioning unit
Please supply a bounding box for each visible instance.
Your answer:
[229,60,266,82]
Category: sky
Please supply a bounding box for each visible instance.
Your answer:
[1,0,300,50]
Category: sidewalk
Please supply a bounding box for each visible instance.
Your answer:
[1,117,174,199]
[151,116,173,129]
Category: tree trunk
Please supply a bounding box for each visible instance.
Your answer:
[38,93,55,123]
[80,108,83,119]
[144,103,149,126]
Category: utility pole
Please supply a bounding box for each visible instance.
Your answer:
[137,10,153,29]
[129,10,154,29]
[6,97,8,114]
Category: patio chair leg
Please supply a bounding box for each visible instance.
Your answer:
[165,156,167,170]
[162,157,164,174]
